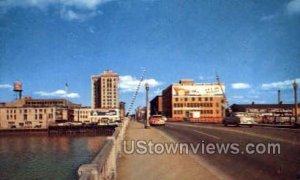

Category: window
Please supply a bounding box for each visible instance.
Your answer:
[48,114,53,119]
[39,114,43,120]
[24,114,27,120]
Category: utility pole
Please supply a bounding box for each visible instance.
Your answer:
[293,81,298,126]
[145,82,150,129]
[278,90,281,104]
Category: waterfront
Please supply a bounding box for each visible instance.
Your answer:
[0,133,106,180]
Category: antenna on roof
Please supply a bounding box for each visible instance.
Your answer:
[215,72,231,114]
[65,82,69,106]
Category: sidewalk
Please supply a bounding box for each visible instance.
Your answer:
[117,121,220,180]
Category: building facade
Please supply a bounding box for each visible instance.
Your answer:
[91,70,119,109]
[162,80,225,122]
[0,97,80,129]
[231,103,300,124]
[74,106,91,123]
[150,95,163,115]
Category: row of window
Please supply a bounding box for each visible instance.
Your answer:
[174,97,215,102]
[173,110,219,115]
[26,101,62,105]
[173,103,219,108]
[6,108,54,114]
[77,115,88,119]
[77,111,89,114]
[6,114,53,120]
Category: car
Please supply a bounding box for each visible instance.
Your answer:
[149,115,166,126]
[223,116,240,127]
[238,116,257,127]
[223,115,256,127]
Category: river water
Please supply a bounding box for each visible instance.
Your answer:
[0,133,106,180]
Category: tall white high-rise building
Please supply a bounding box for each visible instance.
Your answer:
[91,70,119,109]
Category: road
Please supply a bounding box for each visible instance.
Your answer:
[155,122,300,180]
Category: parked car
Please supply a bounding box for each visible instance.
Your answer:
[149,115,166,126]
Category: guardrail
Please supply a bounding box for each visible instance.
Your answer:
[78,118,129,180]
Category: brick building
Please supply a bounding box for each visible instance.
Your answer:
[162,79,225,122]
[150,95,163,115]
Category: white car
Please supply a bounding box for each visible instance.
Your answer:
[149,115,166,126]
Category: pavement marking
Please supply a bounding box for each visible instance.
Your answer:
[169,123,300,146]
[193,130,221,140]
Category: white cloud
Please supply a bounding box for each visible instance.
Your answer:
[0,84,13,89]
[60,8,99,21]
[119,75,162,93]
[35,89,80,98]
[261,78,300,90]
[231,83,251,89]
[287,0,300,15]
[88,26,95,33]
[0,0,111,21]
[260,14,276,22]
[199,76,204,80]
[198,75,214,81]
[0,0,110,9]
[153,88,162,95]
[232,95,244,99]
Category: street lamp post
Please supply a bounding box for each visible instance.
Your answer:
[145,83,150,129]
[293,81,298,127]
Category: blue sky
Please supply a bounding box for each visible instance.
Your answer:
[0,0,300,110]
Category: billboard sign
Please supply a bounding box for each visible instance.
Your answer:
[172,84,224,97]
[90,109,118,116]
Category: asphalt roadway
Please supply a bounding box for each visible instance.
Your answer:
[155,122,300,180]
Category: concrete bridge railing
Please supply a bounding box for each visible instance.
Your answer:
[78,118,129,180]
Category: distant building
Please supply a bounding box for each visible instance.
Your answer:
[162,79,225,122]
[150,95,163,115]
[135,106,147,120]
[119,101,126,120]
[74,106,91,123]
[0,97,81,129]
[231,103,300,124]
[91,70,119,109]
